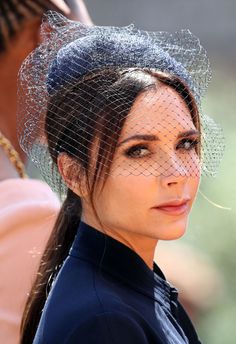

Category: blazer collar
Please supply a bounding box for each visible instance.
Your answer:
[69,221,178,310]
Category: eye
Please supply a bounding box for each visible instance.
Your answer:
[176,138,199,151]
[124,144,151,158]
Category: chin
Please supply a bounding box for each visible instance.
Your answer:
[161,227,186,241]
[151,219,188,241]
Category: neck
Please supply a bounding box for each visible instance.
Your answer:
[0,72,26,162]
[0,52,18,142]
[104,229,158,270]
[81,216,158,270]
[0,19,40,162]
[0,147,19,181]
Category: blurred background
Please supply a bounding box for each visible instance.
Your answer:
[29,0,236,342]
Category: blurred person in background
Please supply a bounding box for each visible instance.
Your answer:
[0,1,93,343]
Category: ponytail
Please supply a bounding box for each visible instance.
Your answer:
[20,189,82,344]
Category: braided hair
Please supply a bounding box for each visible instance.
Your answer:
[0,0,61,52]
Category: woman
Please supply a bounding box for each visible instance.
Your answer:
[18,12,224,343]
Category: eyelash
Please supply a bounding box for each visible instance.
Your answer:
[125,144,150,158]
[176,138,199,151]
[124,138,199,159]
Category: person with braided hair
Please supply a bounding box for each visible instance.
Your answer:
[0,1,93,343]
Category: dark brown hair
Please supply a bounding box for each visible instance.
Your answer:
[0,0,61,52]
[20,68,199,343]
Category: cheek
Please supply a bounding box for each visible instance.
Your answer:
[188,177,200,202]
[95,176,153,221]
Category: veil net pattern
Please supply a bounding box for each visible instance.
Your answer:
[17,11,224,199]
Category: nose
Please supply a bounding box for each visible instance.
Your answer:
[157,144,200,178]
[160,172,187,188]
[158,152,190,187]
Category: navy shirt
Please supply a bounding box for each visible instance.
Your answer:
[33,222,202,343]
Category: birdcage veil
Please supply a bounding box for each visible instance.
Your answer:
[17,11,224,200]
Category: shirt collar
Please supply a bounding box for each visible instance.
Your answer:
[69,221,178,309]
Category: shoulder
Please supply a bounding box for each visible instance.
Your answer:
[0,178,60,207]
[0,178,60,233]
[65,311,152,344]
[39,262,159,343]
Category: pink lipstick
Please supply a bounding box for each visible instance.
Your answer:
[152,199,190,216]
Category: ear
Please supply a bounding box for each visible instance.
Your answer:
[57,152,88,197]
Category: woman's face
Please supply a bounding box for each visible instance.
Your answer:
[83,84,200,241]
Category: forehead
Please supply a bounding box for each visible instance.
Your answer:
[122,84,195,136]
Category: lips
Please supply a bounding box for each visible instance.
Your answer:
[152,199,190,216]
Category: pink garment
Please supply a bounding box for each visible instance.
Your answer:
[0,179,60,344]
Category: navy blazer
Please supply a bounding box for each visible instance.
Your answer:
[33,222,201,343]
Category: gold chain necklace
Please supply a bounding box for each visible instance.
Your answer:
[0,130,27,178]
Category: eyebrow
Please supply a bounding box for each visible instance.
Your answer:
[177,129,200,139]
[117,134,159,147]
[117,129,200,147]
